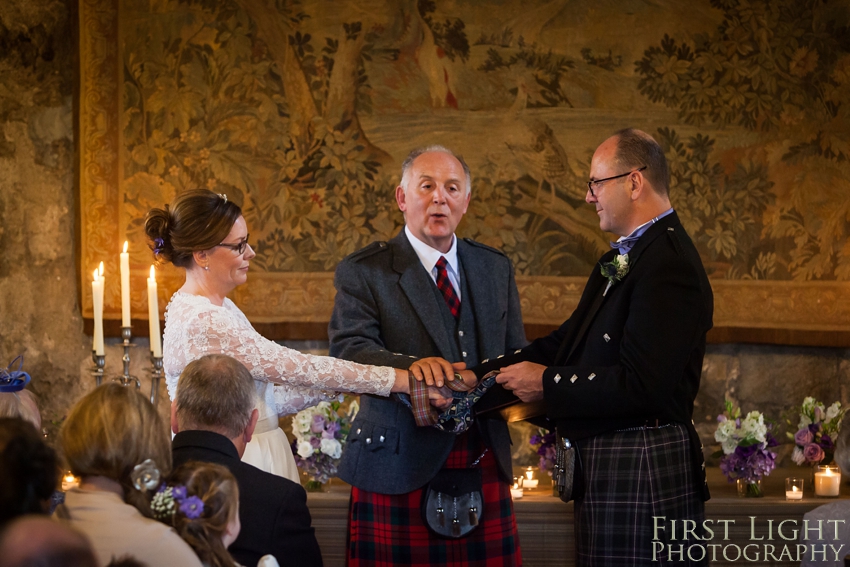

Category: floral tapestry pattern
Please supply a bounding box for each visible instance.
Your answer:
[79,0,850,332]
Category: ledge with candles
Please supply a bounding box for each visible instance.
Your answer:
[297,466,850,567]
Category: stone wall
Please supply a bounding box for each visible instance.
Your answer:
[1,0,848,468]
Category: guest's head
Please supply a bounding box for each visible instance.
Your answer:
[0,417,58,526]
[586,128,672,237]
[154,461,240,567]
[0,515,97,567]
[0,389,41,430]
[172,354,258,456]
[60,384,171,516]
[397,146,472,253]
[144,190,255,294]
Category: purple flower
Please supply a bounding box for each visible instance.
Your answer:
[179,495,204,519]
[795,428,814,446]
[310,437,320,448]
[171,485,187,500]
[821,434,834,450]
[311,415,326,433]
[322,421,341,439]
[803,442,825,464]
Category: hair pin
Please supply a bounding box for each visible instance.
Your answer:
[217,193,227,203]
[0,355,30,393]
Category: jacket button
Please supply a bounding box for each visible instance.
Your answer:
[365,437,372,444]
[458,331,464,337]
[379,435,385,442]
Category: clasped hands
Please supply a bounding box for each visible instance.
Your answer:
[409,357,546,409]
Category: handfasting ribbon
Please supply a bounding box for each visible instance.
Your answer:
[0,355,31,393]
[406,371,500,432]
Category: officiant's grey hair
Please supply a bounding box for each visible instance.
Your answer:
[175,354,256,439]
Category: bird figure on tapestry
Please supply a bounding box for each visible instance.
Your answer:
[505,77,585,204]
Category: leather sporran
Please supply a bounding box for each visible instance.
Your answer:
[421,468,484,538]
[553,433,582,503]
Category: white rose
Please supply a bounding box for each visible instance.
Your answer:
[320,438,342,459]
[791,446,806,466]
[297,441,315,459]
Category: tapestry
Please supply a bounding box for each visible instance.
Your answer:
[79,0,850,336]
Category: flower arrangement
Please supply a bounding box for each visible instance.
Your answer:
[151,484,204,521]
[600,254,629,296]
[714,400,778,497]
[290,398,359,490]
[787,397,846,466]
[529,428,556,475]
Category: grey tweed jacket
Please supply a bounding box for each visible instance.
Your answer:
[328,230,527,494]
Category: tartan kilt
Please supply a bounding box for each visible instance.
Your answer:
[347,431,521,567]
[574,423,706,567]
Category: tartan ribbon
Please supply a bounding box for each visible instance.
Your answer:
[403,371,500,433]
[435,256,460,319]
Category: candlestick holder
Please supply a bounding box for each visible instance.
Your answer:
[117,327,140,389]
[150,355,163,406]
[91,351,105,387]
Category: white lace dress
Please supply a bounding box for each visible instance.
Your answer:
[163,291,395,482]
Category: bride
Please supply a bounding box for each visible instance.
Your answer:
[145,189,449,482]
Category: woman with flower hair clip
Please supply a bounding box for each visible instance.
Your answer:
[155,461,279,567]
[58,383,203,567]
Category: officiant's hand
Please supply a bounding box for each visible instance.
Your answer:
[410,357,466,388]
[495,362,545,402]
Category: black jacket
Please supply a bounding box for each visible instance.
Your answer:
[172,430,323,567]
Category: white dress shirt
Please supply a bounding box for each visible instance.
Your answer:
[404,225,461,300]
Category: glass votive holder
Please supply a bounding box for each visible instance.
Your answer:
[814,465,842,497]
[785,477,804,500]
[523,466,539,489]
[510,476,524,499]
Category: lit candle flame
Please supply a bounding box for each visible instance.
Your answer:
[792,485,799,492]
[150,265,156,280]
[98,261,104,277]
[123,241,128,253]
[825,467,834,476]
[93,268,99,282]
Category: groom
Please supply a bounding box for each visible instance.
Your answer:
[449,128,714,566]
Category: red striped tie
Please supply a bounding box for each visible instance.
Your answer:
[435,256,460,320]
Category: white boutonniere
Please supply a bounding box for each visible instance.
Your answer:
[600,254,629,296]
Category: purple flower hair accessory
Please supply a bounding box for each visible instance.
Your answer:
[179,495,205,519]
[153,237,165,254]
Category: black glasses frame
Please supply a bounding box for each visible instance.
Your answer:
[587,166,647,197]
[217,234,250,255]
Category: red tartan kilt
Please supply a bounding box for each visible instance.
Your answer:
[347,436,522,567]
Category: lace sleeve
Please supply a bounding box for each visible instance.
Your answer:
[188,298,395,396]
[272,384,337,416]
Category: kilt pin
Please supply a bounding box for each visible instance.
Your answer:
[472,211,713,566]
[329,231,528,566]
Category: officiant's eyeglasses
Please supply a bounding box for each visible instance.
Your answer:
[217,234,250,255]
[587,166,647,197]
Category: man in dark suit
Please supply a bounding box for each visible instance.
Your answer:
[454,129,713,566]
[328,146,527,566]
[171,354,323,567]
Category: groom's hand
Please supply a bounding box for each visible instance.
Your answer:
[495,362,546,402]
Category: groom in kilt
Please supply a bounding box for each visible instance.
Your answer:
[458,128,713,566]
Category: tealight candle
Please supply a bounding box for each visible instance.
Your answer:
[510,480,523,499]
[814,465,841,497]
[785,477,804,501]
[523,466,539,489]
[61,471,80,492]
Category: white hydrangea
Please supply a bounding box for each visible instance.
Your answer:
[294,411,313,434]
[297,441,315,459]
[740,411,767,444]
[320,438,342,459]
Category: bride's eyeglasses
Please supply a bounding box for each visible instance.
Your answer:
[217,234,250,255]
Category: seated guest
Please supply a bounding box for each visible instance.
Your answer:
[153,461,275,567]
[0,417,58,525]
[58,383,203,567]
[0,515,97,567]
[171,354,322,567]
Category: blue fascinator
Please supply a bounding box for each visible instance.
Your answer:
[0,355,31,393]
